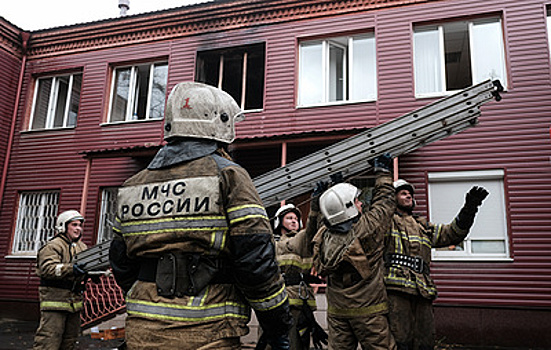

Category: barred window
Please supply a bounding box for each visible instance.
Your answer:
[97,187,118,243]
[12,191,60,256]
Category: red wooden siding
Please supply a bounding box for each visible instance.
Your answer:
[0,0,549,338]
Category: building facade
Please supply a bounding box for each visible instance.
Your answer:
[0,0,550,347]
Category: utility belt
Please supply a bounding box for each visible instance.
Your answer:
[40,278,84,293]
[385,253,430,274]
[138,252,233,298]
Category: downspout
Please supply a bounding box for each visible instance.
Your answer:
[280,141,287,206]
[0,31,30,204]
[393,157,399,182]
[80,157,92,215]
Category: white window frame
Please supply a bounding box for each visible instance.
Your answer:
[107,61,168,123]
[413,17,507,98]
[298,33,377,106]
[11,191,60,257]
[429,170,511,261]
[29,74,81,130]
[547,8,551,59]
[97,187,119,243]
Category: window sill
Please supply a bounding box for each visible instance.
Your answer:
[101,118,163,127]
[21,126,76,134]
[432,256,513,262]
[5,254,37,259]
[296,98,376,109]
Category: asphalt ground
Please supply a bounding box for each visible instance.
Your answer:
[0,317,542,350]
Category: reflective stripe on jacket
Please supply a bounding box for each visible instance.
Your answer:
[384,212,469,299]
[313,174,395,318]
[114,152,287,339]
[36,234,87,312]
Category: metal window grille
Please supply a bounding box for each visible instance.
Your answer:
[13,191,59,255]
[97,187,118,243]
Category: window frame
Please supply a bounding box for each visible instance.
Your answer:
[413,17,507,98]
[195,43,266,112]
[96,187,119,243]
[28,73,82,131]
[429,169,511,261]
[11,190,60,257]
[298,33,377,107]
[107,61,168,123]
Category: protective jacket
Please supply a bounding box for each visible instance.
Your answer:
[110,142,290,347]
[312,174,395,318]
[384,212,469,299]
[36,234,87,312]
[276,210,321,310]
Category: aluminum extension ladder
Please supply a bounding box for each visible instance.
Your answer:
[254,79,503,208]
[75,79,502,272]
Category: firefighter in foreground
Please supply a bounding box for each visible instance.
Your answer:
[385,180,489,350]
[257,198,328,350]
[109,82,292,350]
[312,154,397,350]
[34,210,88,350]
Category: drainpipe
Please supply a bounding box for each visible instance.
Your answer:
[80,157,92,214]
[0,31,30,204]
[280,141,287,206]
[393,157,399,182]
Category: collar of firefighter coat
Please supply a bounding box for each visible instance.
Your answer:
[148,138,218,169]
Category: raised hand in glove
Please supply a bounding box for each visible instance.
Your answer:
[72,263,87,277]
[369,153,393,173]
[311,180,329,212]
[465,186,489,208]
[329,171,344,185]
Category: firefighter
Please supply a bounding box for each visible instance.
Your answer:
[385,179,489,350]
[109,82,292,350]
[258,200,327,350]
[33,210,88,350]
[312,154,397,350]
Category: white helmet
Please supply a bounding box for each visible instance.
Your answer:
[319,183,361,226]
[393,179,415,194]
[163,82,245,143]
[274,204,303,231]
[55,210,84,234]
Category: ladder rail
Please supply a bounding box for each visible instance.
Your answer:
[254,79,501,207]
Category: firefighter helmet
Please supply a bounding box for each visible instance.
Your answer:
[319,183,361,226]
[163,82,245,143]
[55,210,85,234]
[274,204,303,231]
[393,179,415,194]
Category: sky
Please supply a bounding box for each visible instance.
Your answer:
[1,0,210,31]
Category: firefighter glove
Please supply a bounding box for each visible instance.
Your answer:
[465,186,489,208]
[311,180,329,212]
[330,171,344,185]
[312,322,328,349]
[370,153,393,173]
[72,263,87,277]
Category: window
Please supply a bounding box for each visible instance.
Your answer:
[12,191,59,256]
[298,33,377,106]
[547,8,551,57]
[108,62,168,122]
[97,187,118,243]
[428,170,510,260]
[29,73,82,130]
[196,43,265,111]
[414,17,507,96]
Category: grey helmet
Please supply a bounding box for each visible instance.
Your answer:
[319,183,361,226]
[163,82,245,143]
[55,210,84,234]
[393,179,415,194]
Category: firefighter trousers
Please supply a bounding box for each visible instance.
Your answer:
[33,310,81,350]
[388,291,434,350]
[327,313,396,350]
